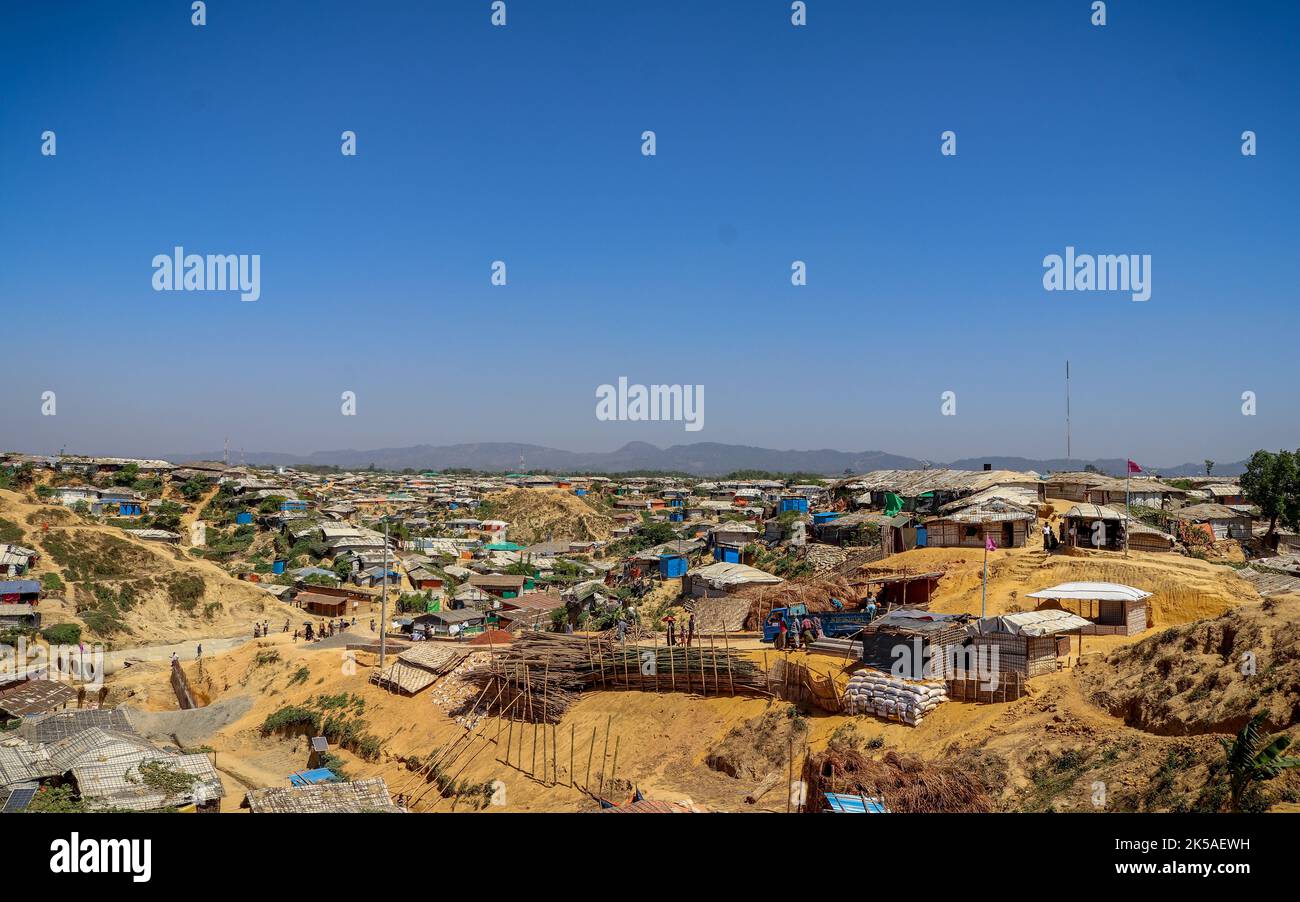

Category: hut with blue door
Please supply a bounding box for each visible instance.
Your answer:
[714,544,742,564]
[658,553,688,578]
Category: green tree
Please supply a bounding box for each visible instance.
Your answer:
[1239,449,1299,538]
[1204,459,1214,476]
[111,463,140,487]
[1217,713,1300,812]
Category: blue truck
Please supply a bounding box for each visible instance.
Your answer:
[761,603,876,642]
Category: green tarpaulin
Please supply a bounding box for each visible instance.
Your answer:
[884,492,904,517]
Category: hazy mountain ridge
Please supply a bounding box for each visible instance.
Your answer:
[172,442,1246,478]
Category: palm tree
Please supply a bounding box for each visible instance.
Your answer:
[1219,713,1300,811]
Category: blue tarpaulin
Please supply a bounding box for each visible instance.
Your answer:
[289,769,337,786]
[824,793,889,813]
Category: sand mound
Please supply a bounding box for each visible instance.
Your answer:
[705,707,803,779]
[1077,596,1300,736]
[482,488,614,545]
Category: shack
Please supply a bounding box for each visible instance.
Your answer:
[412,607,486,639]
[1168,503,1253,542]
[966,609,1092,677]
[857,609,971,680]
[297,591,350,617]
[1025,581,1150,636]
[923,499,1035,549]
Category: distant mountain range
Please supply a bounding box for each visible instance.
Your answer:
[172,442,1246,479]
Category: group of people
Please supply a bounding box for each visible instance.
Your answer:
[292,617,357,642]
[768,594,879,651]
[251,619,287,638]
[660,612,697,647]
[769,612,819,650]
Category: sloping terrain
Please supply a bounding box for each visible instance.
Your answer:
[1,489,278,644]
[1077,596,1300,736]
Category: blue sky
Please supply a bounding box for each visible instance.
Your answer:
[1,0,1297,464]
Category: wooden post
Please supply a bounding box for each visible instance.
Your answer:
[786,724,793,814]
[709,632,719,695]
[722,627,735,696]
[598,713,612,798]
[584,725,597,791]
[570,722,576,788]
[551,722,558,786]
[652,628,660,693]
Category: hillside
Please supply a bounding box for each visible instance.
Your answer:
[0,489,279,645]
[1077,596,1300,736]
[479,488,614,545]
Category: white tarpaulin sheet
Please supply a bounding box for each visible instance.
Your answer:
[969,609,1093,637]
[1024,582,1151,602]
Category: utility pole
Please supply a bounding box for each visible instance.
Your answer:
[1065,360,1071,462]
[379,517,390,670]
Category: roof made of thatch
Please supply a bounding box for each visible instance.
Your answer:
[372,660,439,694]
[686,596,750,632]
[245,778,402,813]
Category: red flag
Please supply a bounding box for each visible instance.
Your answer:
[1127,459,1142,474]
[985,535,998,552]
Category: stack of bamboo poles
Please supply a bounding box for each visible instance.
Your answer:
[600,643,768,695]
[456,632,609,724]
[457,629,773,725]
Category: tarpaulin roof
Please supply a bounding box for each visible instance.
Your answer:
[969,609,1093,637]
[1025,582,1151,602]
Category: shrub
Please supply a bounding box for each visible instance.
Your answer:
[40,623,82,646]
[165,573,206,612]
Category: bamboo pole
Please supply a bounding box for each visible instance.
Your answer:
[551,722,559,786]
[722,626,735,695]
[598,713,612,798]
[652,628,660,692]
[570,722,576,787]
[786,723,794,814]
[709,632,719,695]
[584,725,597,791]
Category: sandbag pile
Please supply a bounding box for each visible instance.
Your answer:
[843,670,948,726]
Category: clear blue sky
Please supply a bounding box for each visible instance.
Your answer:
[2,0,1296,464]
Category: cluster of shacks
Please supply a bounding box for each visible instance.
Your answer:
[0,708,224,812]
